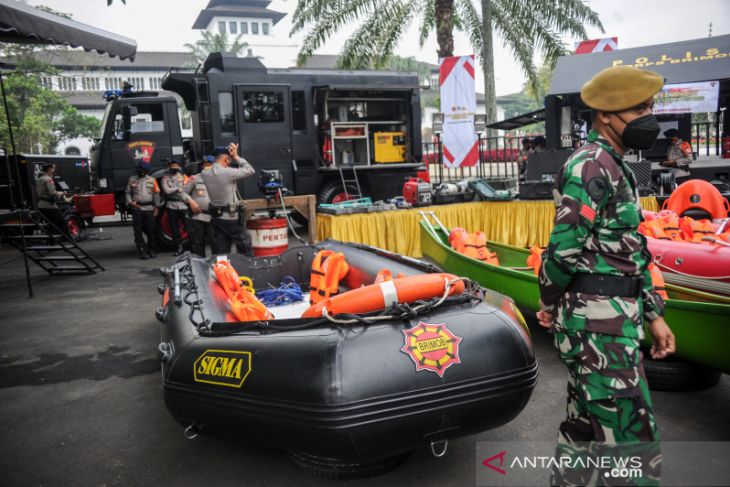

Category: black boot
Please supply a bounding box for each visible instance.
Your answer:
[138,248,149,260]
[146,246,157,259]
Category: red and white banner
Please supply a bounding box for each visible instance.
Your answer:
[440,55,478,168]
[575,37,618,54]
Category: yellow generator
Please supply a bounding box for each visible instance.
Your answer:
[374,132,407,163]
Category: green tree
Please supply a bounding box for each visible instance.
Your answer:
[291,0,456,68]
[0,45,100,154]
[184,31,248,66]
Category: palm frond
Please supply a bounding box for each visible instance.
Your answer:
[373,0,420,67]
[455,0,483,60]
[294,0,389,66]
[418,0,436,47]
[336,0,414,69]
[490,1,540,96]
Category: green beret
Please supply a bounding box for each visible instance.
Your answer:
[580,66,664,111]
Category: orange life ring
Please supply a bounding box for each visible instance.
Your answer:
[302,273,465,319]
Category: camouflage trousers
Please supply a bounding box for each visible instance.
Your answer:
[550,331,661,486]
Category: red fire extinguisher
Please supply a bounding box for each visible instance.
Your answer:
[722,135,730,159]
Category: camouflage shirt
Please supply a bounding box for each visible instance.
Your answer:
[539,130,664,338]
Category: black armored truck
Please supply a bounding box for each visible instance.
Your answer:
[91,52,426,208]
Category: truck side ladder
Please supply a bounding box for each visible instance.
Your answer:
[338,166,363,200]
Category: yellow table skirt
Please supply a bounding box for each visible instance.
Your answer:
[316,197,660,258]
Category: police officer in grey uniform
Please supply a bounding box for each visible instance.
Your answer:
[125,160,161,259]
[202,143,255,256]
[36,163,69,233]
[184,155,214,256]
[161,159,191,256]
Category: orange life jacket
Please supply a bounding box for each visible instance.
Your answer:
[229,287,273,322]
[648,263,669,300]
[212,260,273,321]
[309,250,350,305]
[449,227,499,265]
[526,246,544,276]
[682,217,716,244]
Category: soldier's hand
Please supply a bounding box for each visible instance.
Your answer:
[536,300,554,329]
[649,317,675,359]
[228,143,239,157]
[153,208,159,217]
[189,200,201,215]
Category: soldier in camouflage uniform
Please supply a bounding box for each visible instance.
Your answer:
[536,66,676,486]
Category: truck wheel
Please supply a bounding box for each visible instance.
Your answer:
[317,180,362,205]
[156,208,189,250]
[288,451,411,480]
[642,353,721,391]
[64,213,83,241]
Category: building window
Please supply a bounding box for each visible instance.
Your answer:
[218,21,226,34]
[240,22,248,34]
[251,22,259,35]
[262,23,269,35]
[291,91,306,132]
[229,21,237,34]
[242,91,284,123]
[218,92,235,133]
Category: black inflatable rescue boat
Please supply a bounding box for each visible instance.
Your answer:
[155,241,538,478]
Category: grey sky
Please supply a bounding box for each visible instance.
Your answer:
[29,0,730,96]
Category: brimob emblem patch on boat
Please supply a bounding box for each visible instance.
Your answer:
[401,322,461,377]
[194,349,252,388]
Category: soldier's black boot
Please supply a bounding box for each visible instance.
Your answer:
[138,247,149,260]
[146,245,157,259]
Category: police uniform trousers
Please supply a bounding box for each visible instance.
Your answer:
[185,218,214,257]
[550,330,661,486]
[132,209,157,251]
[211,217,252,257]
[166,208,187,247]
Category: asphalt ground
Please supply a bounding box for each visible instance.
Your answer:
[0,223,728,487]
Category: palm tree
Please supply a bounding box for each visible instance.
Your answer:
[466,0,602,125]
[291,0,456,67]
[291,0,603,124]
[184,31,248,66]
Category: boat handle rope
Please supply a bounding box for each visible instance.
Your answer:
[654,255,730,280]
[701,236,730,248]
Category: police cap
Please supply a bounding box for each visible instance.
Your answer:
[212,146,229,156]
[580,66,664,112]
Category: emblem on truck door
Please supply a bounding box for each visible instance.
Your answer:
[126,140,156,163]
[401,322,461,377]
[194,350,252,388]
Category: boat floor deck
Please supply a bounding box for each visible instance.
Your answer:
[0,224,728,486]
